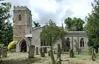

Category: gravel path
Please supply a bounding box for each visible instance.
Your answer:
[0,52,99,64]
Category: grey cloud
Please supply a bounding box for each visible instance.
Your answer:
[59,9,74,24]
[33,8,57,24]
[32,0,74,25]
[11,0,92,26]
[55,0,64,2]
[64,9,74,18]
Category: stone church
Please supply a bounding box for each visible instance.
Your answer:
[13,6,88,52]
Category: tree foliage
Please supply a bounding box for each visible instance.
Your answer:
[4,21,13,46]
[85,0,99,52]
[40,20,66,64]
[0,0,12,46]
[33,21,40,27]
[40,19,66,46]
[64,17,84,31]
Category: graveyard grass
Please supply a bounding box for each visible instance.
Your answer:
[1,52,99,64]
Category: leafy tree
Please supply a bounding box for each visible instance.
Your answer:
[64,17,74,31]
[33,21,40,27]
[40,19,66,47]
[0,0,12,46]
[64,17,84,31]
[85,0,99,53]
[74,17,84,31]
[40,19,66,64]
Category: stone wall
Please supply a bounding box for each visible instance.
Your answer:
[32,27,42,52]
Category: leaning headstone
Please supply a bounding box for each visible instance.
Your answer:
[2,47,7,57]
[28,45,35,58]
[36,47,39,55]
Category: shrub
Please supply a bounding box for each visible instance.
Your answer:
[8,41,17,51]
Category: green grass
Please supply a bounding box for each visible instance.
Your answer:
[63,51,99,60]
[63,51,89,55]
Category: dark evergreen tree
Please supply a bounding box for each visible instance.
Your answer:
[0,0,12,46]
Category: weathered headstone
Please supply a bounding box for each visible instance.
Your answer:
[40,47,45,57]
[44,47,47,53]
[2,47,7,57]
[0,47,2,57]
[36,47,39,55]
[48,50,51,56]
[28,45,35,58]
[69,49,74,58]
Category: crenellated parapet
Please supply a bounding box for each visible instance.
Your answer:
[13,6,31,14]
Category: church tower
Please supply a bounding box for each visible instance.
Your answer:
[13,6,32,41]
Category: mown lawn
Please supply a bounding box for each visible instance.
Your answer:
[63,51,99,59]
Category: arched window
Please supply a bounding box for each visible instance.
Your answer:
[65,38,70,51]
[66,38,70,47]
[80,38,84,47]
[18,14,22,21]
[41,39,43,46]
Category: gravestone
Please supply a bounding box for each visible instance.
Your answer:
[36,47,39,55]
[48,50,51,56]
[2,47,7,57]
[40,47,45,57]
[47,47,51,56]
[44,47,47,53]
[28,45,35,58]
[0,47,2,57]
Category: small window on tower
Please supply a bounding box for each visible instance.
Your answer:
[19,14,22,21]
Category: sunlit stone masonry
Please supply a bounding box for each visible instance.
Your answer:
[13,6,88,53]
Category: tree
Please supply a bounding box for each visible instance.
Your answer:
[85,0,99,53]
[40,19,66,64]
[64,17,74,31]
[0,0,12,46]
[33,21,40,27]
[40,20,66,47]
[74,17,84,31]
[64,17,84,31]
[4,20,13,46]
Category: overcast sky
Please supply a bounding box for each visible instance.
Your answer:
[9,0,93,26]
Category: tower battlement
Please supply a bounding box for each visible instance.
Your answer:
[14,6,31,13]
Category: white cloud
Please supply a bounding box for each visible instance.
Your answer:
[10,0,93,26]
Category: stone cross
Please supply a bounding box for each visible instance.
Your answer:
[28,45,35,58]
